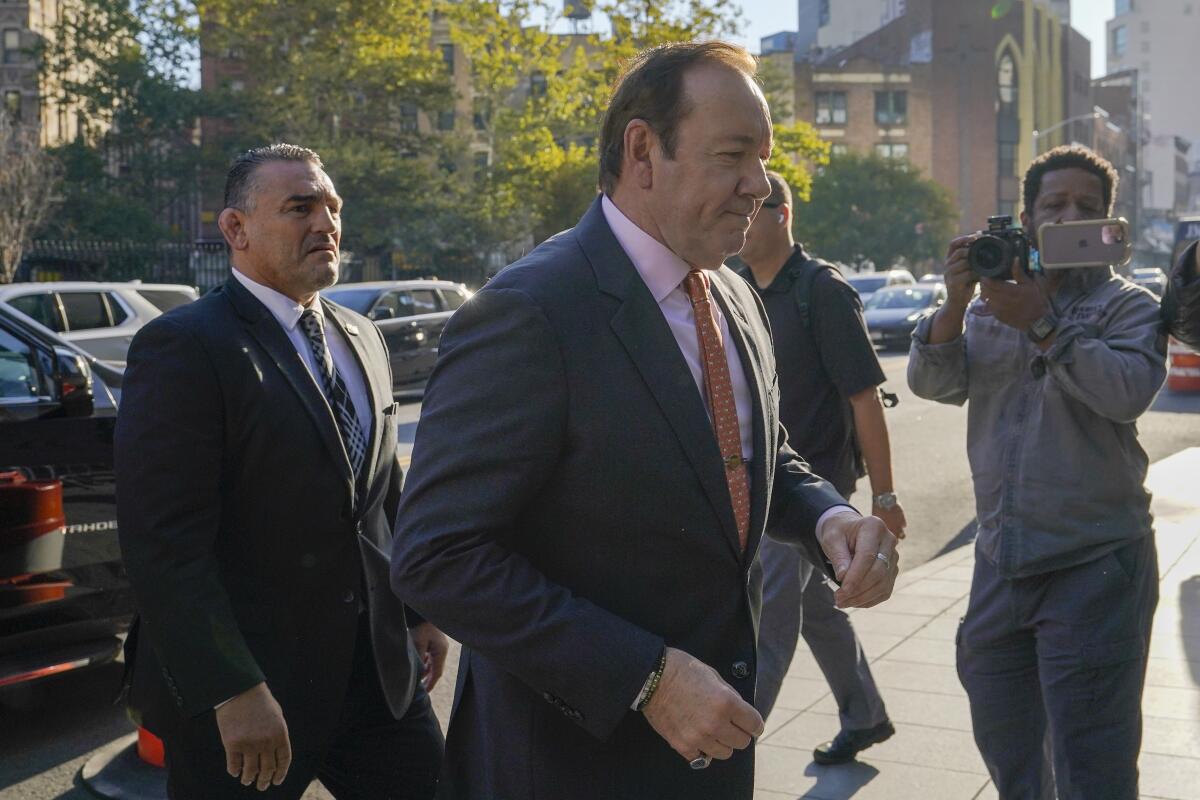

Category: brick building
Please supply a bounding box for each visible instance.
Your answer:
[769,0,1089,230]
[0,0,86,146]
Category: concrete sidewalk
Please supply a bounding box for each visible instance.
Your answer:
[753,447,1200,800]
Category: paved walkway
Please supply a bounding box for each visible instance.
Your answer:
[753,447,1200,800]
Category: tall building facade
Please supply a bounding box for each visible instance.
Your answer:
[0,0,84,146]
[780,0,1086,229]
[1107,0,1200,215]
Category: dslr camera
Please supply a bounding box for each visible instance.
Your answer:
[967,215,1031,280]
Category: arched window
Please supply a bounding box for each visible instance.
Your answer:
[996,50,1020,214]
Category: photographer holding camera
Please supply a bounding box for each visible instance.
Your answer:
[908,145,1166,800]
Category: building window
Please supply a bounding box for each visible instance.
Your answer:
[815,91,846,125]
[830,143,848,156]
[441,44,455,74]
[875,142,908,159]
[874,91,907,126]
[1111,25,1127,57]
[437,110,455,131]
[819,0,830,26]
[473,150,489,177]
[529,71,547,98]
[229,79,245,93]
[4,89,20,120]
[999,141,1017,179]
[2,29,19,64]
[1115,0,1131,14]
[400,103,418,133]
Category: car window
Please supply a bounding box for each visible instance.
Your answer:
[60,292,113,331]
[137,289,195,312]
[439,287,467,311]
[865,288,935,310]
[409,289,440,315]
[106,293,130,324]
[890,272,915,285]
[324,288,380,315]
[7,292,64,332]
[847,275,888,293]
[0,325,40,401]
[377,291,412,318]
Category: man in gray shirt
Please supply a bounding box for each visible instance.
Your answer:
[908,145,1166,800]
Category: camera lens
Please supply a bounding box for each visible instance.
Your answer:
[968,235,1013,280]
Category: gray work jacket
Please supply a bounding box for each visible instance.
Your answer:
[907,269,1167,578]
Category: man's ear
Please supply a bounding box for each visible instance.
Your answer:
[218,208,250,252]
[1019,209,1032,232]
[623,119,657,190]
[780,204,792,227]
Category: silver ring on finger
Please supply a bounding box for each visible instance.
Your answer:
[874,552,890,570]
[689,753,712,770]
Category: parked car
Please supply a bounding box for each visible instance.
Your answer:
[0,304,132,693]
[322,279,472,394]
[845,269,916,305]
[0,281,199,366]
[917,273,943,284]
[1130,267,1168,298]
[863,283,947,351]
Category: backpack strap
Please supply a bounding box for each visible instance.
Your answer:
[790,255,836,333]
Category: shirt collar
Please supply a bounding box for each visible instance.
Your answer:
[232,268,323,332]
[734,244,810,294]
[601,194,694,303]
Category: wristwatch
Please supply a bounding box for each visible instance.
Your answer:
[1026,312,1058,343]
[872,492,898,510]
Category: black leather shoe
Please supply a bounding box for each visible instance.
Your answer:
[812,720,895,765]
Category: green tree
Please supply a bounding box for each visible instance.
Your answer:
[800,152,957,270]
[38,0,205,241]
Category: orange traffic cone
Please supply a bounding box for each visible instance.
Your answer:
[80,725,166,799]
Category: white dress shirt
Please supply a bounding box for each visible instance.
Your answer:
[601,196,754,460]
[232,269,373,438]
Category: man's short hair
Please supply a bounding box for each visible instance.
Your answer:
[224,143,324,212]
[1022,144,1119,216]
[764,171,792,209]
[598,41,758,195]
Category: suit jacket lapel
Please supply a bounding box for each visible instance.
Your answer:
[577,198,742,560]
[221,278,357,506]
[708,274,772,562]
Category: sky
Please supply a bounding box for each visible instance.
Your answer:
[733,0,1113,78]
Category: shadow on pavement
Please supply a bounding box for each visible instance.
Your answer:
[798,759,880,798]
[933,519,978,561]
[0,663,133,794]
[1181,575,1200,687]
[1151,389,1200,414]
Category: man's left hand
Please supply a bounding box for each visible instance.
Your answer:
[818,513,899,609]
[410,622,449,692]
[979,258,1052,334]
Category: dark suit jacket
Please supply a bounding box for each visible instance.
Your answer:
[116,276,421,760]
[390,197,845,800]
[1163,240,1200,350]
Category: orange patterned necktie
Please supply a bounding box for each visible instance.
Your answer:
[682,270,750,551]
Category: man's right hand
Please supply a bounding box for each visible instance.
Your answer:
[928,235,980,345]
[943,234,981,311]
[641,647,764,765]
[214,682,292,791]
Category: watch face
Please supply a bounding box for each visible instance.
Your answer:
[875,493,897,509]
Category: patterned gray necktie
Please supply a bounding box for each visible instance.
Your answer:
[298,309,367,478]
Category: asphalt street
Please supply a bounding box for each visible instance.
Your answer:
[3,352,1199,798]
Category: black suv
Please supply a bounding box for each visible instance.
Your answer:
[0,304,132,690]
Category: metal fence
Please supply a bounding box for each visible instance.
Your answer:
[15,240,499,292]
[17,240,231,292]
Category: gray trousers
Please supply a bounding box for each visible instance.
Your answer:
[957,535,1158,800]
[754,533,889,728]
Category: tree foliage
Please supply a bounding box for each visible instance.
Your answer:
[37,0,204,241]
[800,153,957,270]
[0,114,61,283]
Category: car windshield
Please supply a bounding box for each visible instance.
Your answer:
[323,288,380,314]
[865,287,936,310]
[847,275,888,293]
